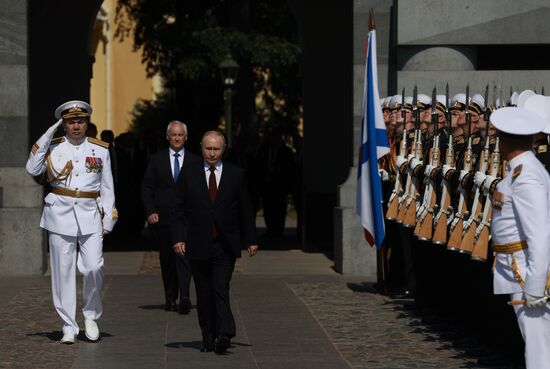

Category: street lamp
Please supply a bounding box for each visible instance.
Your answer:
[219,53,239,148]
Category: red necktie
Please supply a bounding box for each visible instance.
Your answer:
[209,166,219,238]
[208,166,217,202]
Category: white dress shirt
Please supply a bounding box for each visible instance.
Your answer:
[204,161,223,188]
[169,147,185,176]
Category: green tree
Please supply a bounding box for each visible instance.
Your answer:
[116,0,302,160]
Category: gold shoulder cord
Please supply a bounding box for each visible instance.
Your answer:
[46,152,73,183]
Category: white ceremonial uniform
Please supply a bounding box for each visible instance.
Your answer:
[26,130,116,336]
[491,150,550,369]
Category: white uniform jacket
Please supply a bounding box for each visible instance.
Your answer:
[26,133,117,236]
[491,150,550,296]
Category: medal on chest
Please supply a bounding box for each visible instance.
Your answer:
[492,191,504,210]
[85,156,103,173]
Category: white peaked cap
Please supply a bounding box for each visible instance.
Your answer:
[523,94,550,134]
[390,95,402,107]
[417,93,431,105]
[490,107,544,135]
[469,93,485,113]
[517,89,536,108]
[55,100,92,120]
[451,93,466,105]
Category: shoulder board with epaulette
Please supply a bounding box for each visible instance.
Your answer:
[51,137,65,145]
[538,145,547,154]
[88,137,109,149]
[456,136,465,145]
[512,164,522,180]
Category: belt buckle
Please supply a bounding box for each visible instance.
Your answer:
[75,189,81,198]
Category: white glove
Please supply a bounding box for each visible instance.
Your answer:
[410,158,422,170]
[396,156,407,169]
[407,153,414,161]
[442,164,453,177]
[473,171,487,188]
[46,119,63,139]
[459,170,469,182]
[379,168,389,181]
[524,292,547,308]
[483,174,498,193]
[424,164,434,177]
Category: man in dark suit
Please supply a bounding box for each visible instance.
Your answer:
[171,131,258,354]
[142,121,199,314]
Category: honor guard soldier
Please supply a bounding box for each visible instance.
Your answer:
[486,107,550,369]
[26,100,117,344]
[523,94,550,174]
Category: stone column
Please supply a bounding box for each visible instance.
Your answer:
[0,0,45,275]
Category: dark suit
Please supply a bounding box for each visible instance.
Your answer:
[142,148,199,306]
[171,160,257,339]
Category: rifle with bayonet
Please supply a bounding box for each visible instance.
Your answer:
[432,84,454,245]
[386,91,407,220]
[471,89,498,261]
[447,85,473,251]
[470,137,499,261]
[399,86,422,227]
[415,87,440,240]
[459,85,490,253]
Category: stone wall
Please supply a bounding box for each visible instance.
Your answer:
[0,0,45,275]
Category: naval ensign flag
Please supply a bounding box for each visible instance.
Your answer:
[355,26,389,249]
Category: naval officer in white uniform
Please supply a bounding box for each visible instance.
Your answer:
[26,100,117,344]
[479,106,550,369]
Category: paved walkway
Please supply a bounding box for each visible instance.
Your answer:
[1,247,524,369]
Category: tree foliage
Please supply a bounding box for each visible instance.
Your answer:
[115,0,302,146]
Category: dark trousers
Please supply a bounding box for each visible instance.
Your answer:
[191,240,236,339]
[157,227,192,303]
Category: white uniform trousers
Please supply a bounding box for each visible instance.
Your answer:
[510,292,550,369]
[49,232,104,335]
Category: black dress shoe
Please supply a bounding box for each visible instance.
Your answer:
[214,335,230,354]
[201,335,214,352]
[390,290,415,299]
[165,301,177,312]
[178,299,191,315]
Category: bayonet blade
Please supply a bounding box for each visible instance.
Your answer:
[431,87,437,114]
[483,84,489,111]
[413,85,419,130]
[465,84,470,111]
[465,84,471,137]
[401,88,406,122]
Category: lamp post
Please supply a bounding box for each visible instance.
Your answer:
[219,54,239,148]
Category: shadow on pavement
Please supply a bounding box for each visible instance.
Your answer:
[26,330,63,342]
